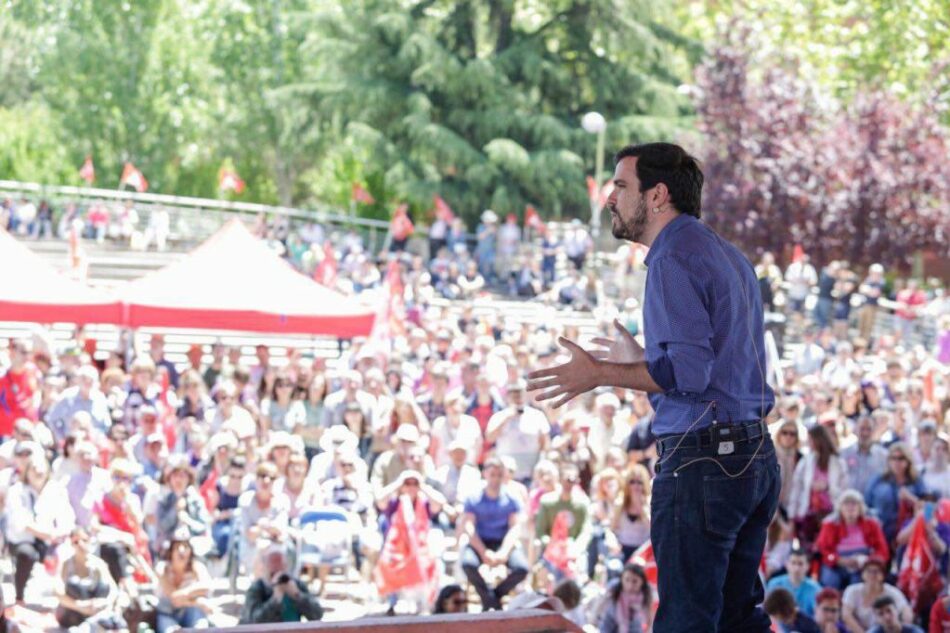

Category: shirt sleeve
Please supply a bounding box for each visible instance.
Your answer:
[645,255,716,394]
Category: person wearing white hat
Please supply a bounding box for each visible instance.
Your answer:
[305,426,365,488]
[429,390,481,468]
[587,389,631,471]
[370,424,420,499]
[858,263,886,342]
[432,438,482,527]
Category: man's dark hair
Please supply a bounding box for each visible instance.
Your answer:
[762,588,796,618]
[614,142,704,219]
[788,548,809,560]
[872,595,896,611]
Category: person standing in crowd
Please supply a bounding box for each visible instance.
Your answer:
[485,379,549,484]
[460,457,528,611]
[788,425,848,549]
[815,261,841,331]
[858,264,886,344]
[0,339,39,439]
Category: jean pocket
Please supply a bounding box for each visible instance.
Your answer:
[703,471,760,539]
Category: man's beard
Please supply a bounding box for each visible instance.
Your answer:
[610,197,648,243]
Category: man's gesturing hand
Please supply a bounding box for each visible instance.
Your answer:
[590,320,645,364]
[526,337,601,409]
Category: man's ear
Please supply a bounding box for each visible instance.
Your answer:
[650,182,671,210]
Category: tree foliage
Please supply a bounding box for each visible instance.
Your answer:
[697,23,950,271]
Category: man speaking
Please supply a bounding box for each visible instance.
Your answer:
[527,142,779,632]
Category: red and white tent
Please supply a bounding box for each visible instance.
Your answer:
[117,220,375,337]
[0,228,122,324]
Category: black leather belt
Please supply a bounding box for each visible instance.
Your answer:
[656,419,768,455]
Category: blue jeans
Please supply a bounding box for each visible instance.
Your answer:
[461,541,529,610]
[819,564,862,590]
[651,432,780,632]
[157,606,207,633]
[212,519,234,558]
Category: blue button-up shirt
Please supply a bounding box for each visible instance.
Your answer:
[643,214,774,435]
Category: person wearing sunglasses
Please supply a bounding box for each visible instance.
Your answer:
[432,584,467,614]
[865,442,929,545]
[238,462,290,578]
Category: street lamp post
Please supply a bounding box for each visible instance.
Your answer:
[581,111,607,238]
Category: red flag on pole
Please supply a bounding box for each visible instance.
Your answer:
[119,162,148,192]
[218,168,246,194]
[352,182,375,204]
[79,156,95,184]
[525,204,544,231]
[897,516,943,612]
[586,176,613,210]
[433,194,455,223]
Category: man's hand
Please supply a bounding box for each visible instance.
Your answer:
[590,320,645,364]
[526,337,601,409]
[283,578,300,599]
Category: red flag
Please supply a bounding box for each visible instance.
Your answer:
[433,194,455,223]
[157,369,177,450]
[525,204,544,231]
[218,168,246,194]
[352,182,375,204]
[586,175,614,210]
[543,510,575,577]
[79,156,95,184]
[390,204,414,240]
[631,541,658,586]
[313,240,338,287]
[374,495,437,599]
[199,466,219,513]
[792,244,805,263]
[897,516,943,612]
[119,162,148,192]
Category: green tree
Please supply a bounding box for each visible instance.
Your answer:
[16,0,217,194]
[284,0,695,225]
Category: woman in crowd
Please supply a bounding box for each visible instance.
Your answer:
[55,527,123,630]
[587,467,622,579]
[865,441,930,545]
[789,424,848,549]
[295,372,329,460]
[155,456,213,556]
[156,535,213,633]
[841,558,913,632]
[612,465,652,564]
[6,458,66,604]
[280,452,321,520]
[211,456,246,559]
[176,370,214,422]
[432,584,467,614]
[815,489,889,590]
[774,419,803,515]
[597,563,653,633]
[238,462,291,576]
[91,459,154,590]
[260,373,306,433]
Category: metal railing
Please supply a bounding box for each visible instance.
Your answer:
[0,180,404,253]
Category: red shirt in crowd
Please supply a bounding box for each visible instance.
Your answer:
[0,366,38,436]
[929,595,950,633]
[815,515,889,568]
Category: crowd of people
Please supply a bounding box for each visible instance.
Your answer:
[1,195,950,633]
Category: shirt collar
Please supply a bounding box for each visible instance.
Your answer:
[644,213,695,266]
